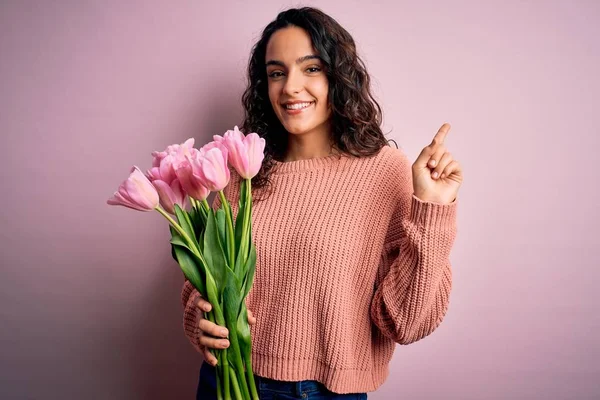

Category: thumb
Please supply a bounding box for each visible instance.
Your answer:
[413,142,436,170]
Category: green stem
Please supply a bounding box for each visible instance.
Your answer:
[216,362,223,400]
[222,347,231,400]
[201,198,211,213]
[206,312,224,400]
[241,179,252,263]
[225,325,250,400]
[155,207,196,250]
[218,191,236,268]
[205,281,231,400]
[190,197,199,211]
[155,206,209,268]
[245,355,259,400]
[194,199,208,225]
[229,367,243,400]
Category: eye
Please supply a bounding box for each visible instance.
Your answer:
[268,71,284,78]
[307,67,321,73]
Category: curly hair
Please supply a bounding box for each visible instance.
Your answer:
[240,7,396,199]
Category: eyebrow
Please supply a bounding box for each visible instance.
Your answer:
[265,55,322,67]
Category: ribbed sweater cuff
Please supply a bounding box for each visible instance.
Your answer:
[410,194,458,230]
[182,282,203,354]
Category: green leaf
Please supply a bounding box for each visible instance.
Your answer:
[171,242,205,294]
[223,266,242,309]
[190,204,208,250]
[174,204,196,244]
[233,247,245,280]
[205,272,224,323]
[169,225,210,296]
[223,267,243,366]
[234,179,247,256]
[216,208,227,257]
[241,242,257,300]
[169,226,179,262]
[236,303,252,361]
[203,208,227,298]
[169,228,190,249]
[169,226,195,262]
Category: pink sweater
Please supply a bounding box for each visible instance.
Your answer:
[181,145,458,394]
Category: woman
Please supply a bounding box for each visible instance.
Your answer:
[181,7,463,399]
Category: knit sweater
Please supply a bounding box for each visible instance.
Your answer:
[180,144,458,394]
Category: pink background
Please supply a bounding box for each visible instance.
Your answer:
[1,1,598,399]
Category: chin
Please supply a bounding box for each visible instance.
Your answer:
[285,127,311,135]
[281,126,306,135]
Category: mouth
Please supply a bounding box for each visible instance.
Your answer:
[282,101,315,114]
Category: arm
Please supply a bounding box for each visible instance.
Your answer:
[181,279,203,353]
[370,152,458,345]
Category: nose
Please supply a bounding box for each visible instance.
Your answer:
[282,67,303,95]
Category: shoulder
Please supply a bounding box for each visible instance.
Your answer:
[371,145,412,180]
[369,145,414,204]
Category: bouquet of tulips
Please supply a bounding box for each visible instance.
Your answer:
[107,126,265,400]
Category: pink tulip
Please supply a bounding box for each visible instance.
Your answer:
[150,139,195,186]
[174,158,210,201]
[146,156,189,214]
[212,134,225,143]
[200,140,227,156]
[107,166,159,211]
[147,154,176,185]
[151,178,188,214]
[151,138,195,168]
[221,126,265,179]
[194,146,230,192]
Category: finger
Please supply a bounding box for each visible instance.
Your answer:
[199,318,229,338]
[203,347,218,366]
[431,123,451,146]
[247,309,256,325]
[432,152,452,179]
[199,331,230,350]
[414,144,436,169]
[441,160,461,180]
[195,296,212,312]
[427,145,447,169]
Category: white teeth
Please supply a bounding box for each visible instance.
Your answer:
[285,102,313,110]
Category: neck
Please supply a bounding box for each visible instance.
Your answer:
[283,128,338,162]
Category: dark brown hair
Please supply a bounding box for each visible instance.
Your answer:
[240,7,396,198]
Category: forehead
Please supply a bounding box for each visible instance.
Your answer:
[265,26,316,63]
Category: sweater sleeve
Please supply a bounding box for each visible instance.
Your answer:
[369,151,458,345]
[181,279,203,353]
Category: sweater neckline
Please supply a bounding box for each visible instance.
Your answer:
[272,152,348,174]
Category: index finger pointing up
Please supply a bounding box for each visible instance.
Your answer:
[431,123,451,146]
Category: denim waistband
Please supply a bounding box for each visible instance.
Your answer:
[257,374,323,396]
[202,361,331,397]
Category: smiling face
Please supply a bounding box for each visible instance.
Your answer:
[265,26,332,138]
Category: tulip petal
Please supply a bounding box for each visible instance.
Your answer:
[126,166,159,210]
[182,138,195,148]
[245,133,266,178]
[170,179,189,210]
[175,159,210,201]
[107,191,146,211]
[107,166,159,211]
[201,148,230,191]
[146,167,161,181]
[152,179,177,214]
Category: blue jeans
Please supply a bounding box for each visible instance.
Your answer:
[197,361,368,399]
